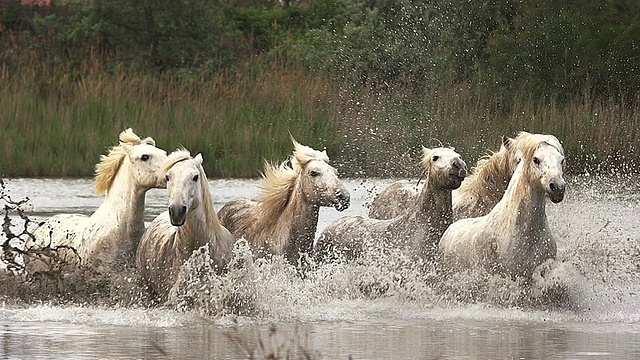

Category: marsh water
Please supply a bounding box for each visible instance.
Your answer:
[2,176,640,359]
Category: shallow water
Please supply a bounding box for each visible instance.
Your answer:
[2,176,640,359]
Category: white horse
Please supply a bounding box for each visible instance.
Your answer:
[314,147,467,262]
[27,128,168,273]
[136,150,234,300]
[439,134,566,278]
[218,138,349,265]
[368,132,557,221]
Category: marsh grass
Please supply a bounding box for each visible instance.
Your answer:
[332,81,640,178]
[1,46,339,178]
[2,42,639,177]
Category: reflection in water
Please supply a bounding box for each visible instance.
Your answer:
[1,176,640,359]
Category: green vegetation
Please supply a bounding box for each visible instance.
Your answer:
[1,0,639,178]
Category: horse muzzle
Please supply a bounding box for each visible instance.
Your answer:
[548,180,566,203]
[168,204,188,226]
[334,189,351,212]
[448,161,468,188]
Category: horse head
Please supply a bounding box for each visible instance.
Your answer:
[123,136,168,190]
[94,128,168,195]
[515,133,566,203]
[421,146,467,190]
[163,151,205,226]
[290,136,350,211]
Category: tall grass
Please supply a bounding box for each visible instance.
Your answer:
[331,80,640,178]
[2,41,639,178]
[0,47,339,178]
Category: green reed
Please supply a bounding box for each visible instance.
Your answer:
[2,50,639,178]
[0,54,339,178]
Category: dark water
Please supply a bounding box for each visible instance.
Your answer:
[1,176,640,359]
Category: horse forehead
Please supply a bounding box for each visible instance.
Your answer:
[433,148,462,161]
[537,142,564,161]
[307,159,336,174]
[131,143,166,157]
[168,159,199,177]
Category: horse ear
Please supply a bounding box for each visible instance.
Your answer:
[142,137,156,146]
[501,135,513,150]
[122,143,135,160]
[194,153,203,165]
[421,146,431,157]
[289,132,299,147]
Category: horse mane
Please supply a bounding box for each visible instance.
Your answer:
[514,131,564,156]
[94,128,155,194]
[255,159,299,221]
[291,136,329,167]
[461,141,514,192]
[163,149,225,236]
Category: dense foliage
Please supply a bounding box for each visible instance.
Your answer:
[3,0,638,96]
[1,0,639,177]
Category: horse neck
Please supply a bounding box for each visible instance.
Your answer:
[175,204,211,252]
[282,181,320,260]
[497,165,548,243]
[94,160,147,238]
[413,176,453,229]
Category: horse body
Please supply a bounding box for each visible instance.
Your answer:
[136,151,234,300]
[29,128,167,272]
[439,135,565,278]
[218,138,349,265]
[315,147,467,262]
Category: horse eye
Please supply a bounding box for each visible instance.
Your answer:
[141,154,150,161]
[165,174,170,182]
[309,170,320,177]
[193,174,199,182]
[533,157,541,165]
[432,156,440,162]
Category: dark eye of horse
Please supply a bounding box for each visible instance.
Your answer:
[165,174,170,182]
[193,174,199,182]
[533,157,541,165]
[141,154,150,161]
[310,170,320,177]
[432,156,440,162]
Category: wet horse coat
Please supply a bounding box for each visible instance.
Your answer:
[218,138,349,265]
[28,128,168,273]
[136,150,234,300]
[315,147,467,262]
[439,135,566,278]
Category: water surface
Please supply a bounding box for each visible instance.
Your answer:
[1,176,640,359]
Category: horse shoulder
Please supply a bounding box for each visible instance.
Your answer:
[31,214,87,249]
[218,199,257,234]
[368,180,419,220]
[439,216,491,264]
[315,215,370,262]
[209,226,235,273]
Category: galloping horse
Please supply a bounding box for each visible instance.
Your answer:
[28,128,168,273]
[439,134,566,278]
[315,147,467,262]
[368,132,557,221]
[218,137,349,266]
[136,150,234,300]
